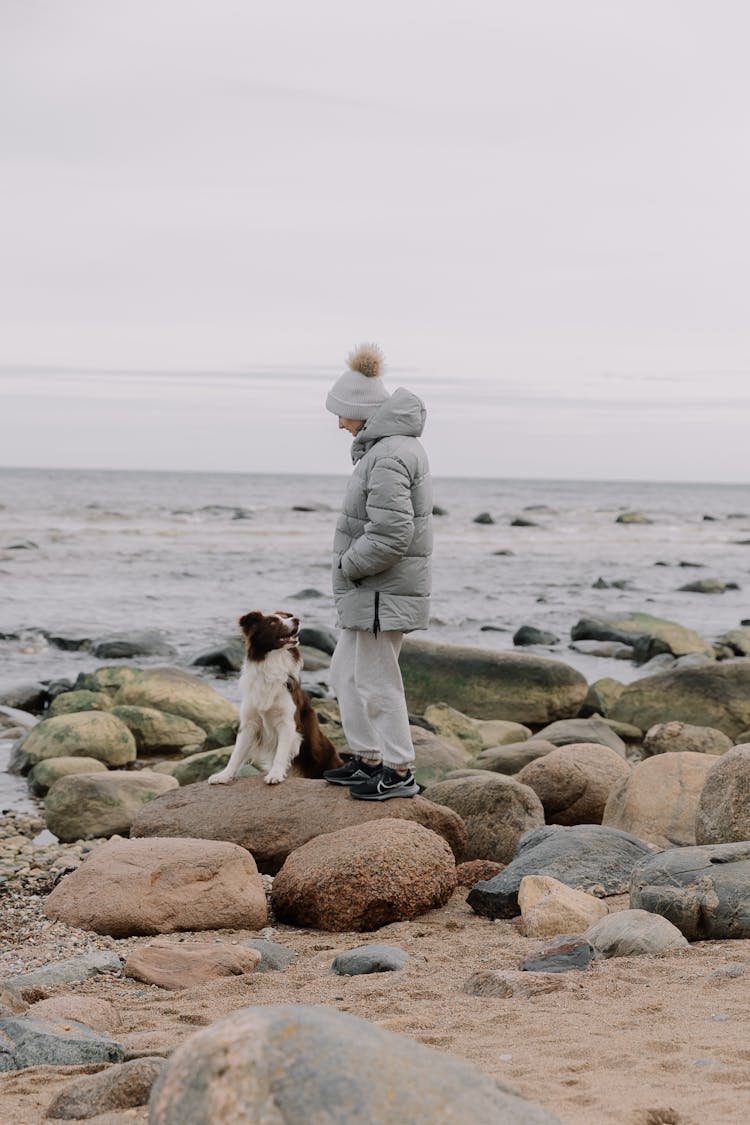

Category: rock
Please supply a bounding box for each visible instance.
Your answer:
[47,690,112,717]
[513,626,560,646]
[602,752,713,848]
[519,934,595,973]
[719,627,750,656]
[0,682,47,712]
[616,511,652,524]
[678,578,729,594]
[28,756,107,797]
[45,1056,164,1119]
[44,836,266,937]
[91,630,177,659]
[569,640,634,659]
[113,668,238,733]
[241,939,296,973]
[630,842,750,940]
[422,703,484,753]
[473,719,532,748]
[467,824,653,919]
[456,859,505,887]
[298,625,338,654]
[0,1016,124,1072]
[131,776,466,874]
[272,819,456,932]
[611,661,750,740]
[147,1004,562,1124]
[601,718,643,740]
[423,774,544,863]
[331,945,409,975]
[74,666,144,693]
[643,721,733,757]
[475,740,557,775]
[110,705,207,755]
[44,770,179,842]
[571,612,713,661]
[511,516,538,527]
[28,995,121,1034]
[695,744,750,844]
[410,725,472,786]
[124,940,261,990]
[579,678,626,718]
[473,511,495,524]
[0,986,28,1017]
[191,637,245,673]
[517,743,631,826]
[400,639,587,724]
[583,909,688,958]
[2,952,122,993]
[157,746,259,786]
[528,717,627,756]
[19,712,137,770]
[463,970,569,997]
[298,645,330,671]
[518,875,607,939]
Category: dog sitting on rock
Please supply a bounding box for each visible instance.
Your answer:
[208,610,341,786]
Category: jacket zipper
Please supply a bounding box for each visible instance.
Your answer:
[373,591,381,636]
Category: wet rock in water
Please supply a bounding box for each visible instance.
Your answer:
[463,969,570,998]
[47,689,113,717]
[27,995,121,1034]
[0,682,48,712]
[91,630,177,659]
[529,716,626,756]
[1,952,122,993]
[191,637,245,673]
[519,934,595,973]
[492,549,514,556]
[578,678,626,718]
[518,743,631,825]
[610,661,750,740]
[44,836,267,937]
[570,639,634,659]
[110,704,207,755]
[422,703,485,753]
[630,842,750,940]
[28,755,107,797]
[299,625,338,654]
[603,752,714,848]
[423,774,544,864]
[400,639,588,724]
[45,1056,164,1120]
[695,744,750,844]
[571,612,713,661]
[467,824,653,919]
[331,944,409,976]
[678,577,731,594]
[510,516,538,527]
[475,740,557,775]
[241,939,296,973]
[271,819,456,932]
[719,627,750,656]
[410,726,473,786]
[44,770,179,842]
[431,504,447,516]
[615,511,652,524]
[584,909,688,958]
[513,625,560,646]
[19,711,137,770]
[124,940,261,990]
[518,875,607,939]
[456,859,505,888]
[473,511,495,524]
[131,776,466,874]
[74,665,145,693]
[0,1016,124,1071]
[113,668,239,732]
[643,720,733,757]
[288,587,325,599]
[147,1004,563,1125]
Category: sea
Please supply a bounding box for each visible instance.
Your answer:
[1,467,748,812]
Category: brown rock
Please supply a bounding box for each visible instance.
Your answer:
[0,984,28,1016]
[456,860,505,888]
[124,939,261,990]
[44,1056,164,1119]
[643,720,733,757]
[131,776,466,874]
[29,995,121,1033]
[518,875,608,939]
[602,752,714,848]
[44,836,266,936]
[695,744,750,844]
[462,969,570,997]
[517,743,631,825]
[422,774,543,863]
[475,740,556,775]
[271,819,456,932]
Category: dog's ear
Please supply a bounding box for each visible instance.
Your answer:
[238,611,263,634]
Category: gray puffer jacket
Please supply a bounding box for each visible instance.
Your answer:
[332,388,433,633]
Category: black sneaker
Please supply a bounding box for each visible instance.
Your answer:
[323,757,382,786]
[350,765,419,800]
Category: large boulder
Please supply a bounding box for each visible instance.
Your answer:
[518,743,630,826]
[271,819,456,931]
[630,843,750,940]
[642,720,733,757]
[518,875,607,939]
[110,705,206,755]
[411,726,473,787]
[75,666,144,693]
[399,639,587,723]
[571,612,713,662]
[48,690,112,717]
[124,940,261,990]
[19,712,137,770]
[528,717,626,756]
[148,1005,562,1124]
[44,836,266,936]
[583,909,688,957]
[467,824,653,919]
[113,669,238,732]
[610,660,750,740]
[695,744,750,844]
[131,776,466,874]
[475,740,557,775]
[44,770,179,842]
[28,755,107,797]
[602,752,713,849]
[422,774,543,863]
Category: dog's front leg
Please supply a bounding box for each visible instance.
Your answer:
[208,722,259,785]
[264,720,302,785]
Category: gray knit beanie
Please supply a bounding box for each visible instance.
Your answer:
[325,344,390,419]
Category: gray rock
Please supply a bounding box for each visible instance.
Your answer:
[299,625,338,655]
[191,638,245,673]
[241,939,296,973]
[0,682,47,713]
[630,842,750,939]
[529,717,626,756]
[0,1016,124,1072]
[92,631,177,659]
[148,1005,563,1124]
[615,511,652,524]
[584,909,688,957]
[513,626,560,646]
[571,612,712,662]
[467,824,653,919]
[475,740,557,775]
[695,744,750,844]
[473,511,495,524]
[44,769,179,842]
[45,1056,164,1118]
[511,516,538,527]
[28,756,108,797]
[578,678,625,719]
[519,934,594,973]
[331,945,409,976]
[2,952,122,992]
[678,578,730,594]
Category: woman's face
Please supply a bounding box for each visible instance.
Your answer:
[338,417,365,436]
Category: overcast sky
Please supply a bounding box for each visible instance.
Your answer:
[1,0,749,480]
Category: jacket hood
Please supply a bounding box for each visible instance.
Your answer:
[350,387,426,462]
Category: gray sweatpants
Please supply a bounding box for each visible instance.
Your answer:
[329,628,415,768]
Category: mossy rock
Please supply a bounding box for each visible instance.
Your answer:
[571,613,713,661]
[579,678,625,718]
[47,691,113,718]
[74,666,145,693]
[156,747,260,786]
[44,770,178,842]
[201,720,241,753]
[473,719,531,748]
[113,669,238,732]
[28,756,108,797]
[310,699,347,752]
[411,727,473,787]
[611,660,750,740]
[111,705,207,755]
[20,712,137,769]
[423,704,484,754]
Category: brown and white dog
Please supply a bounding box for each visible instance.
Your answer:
[208,610,341,786]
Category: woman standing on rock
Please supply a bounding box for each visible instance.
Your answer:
[323,344,433,800]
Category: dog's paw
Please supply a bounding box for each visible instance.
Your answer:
[264,772,285,785]
[208,771,233,785]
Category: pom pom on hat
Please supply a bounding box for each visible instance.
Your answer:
[347,343,384,379]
